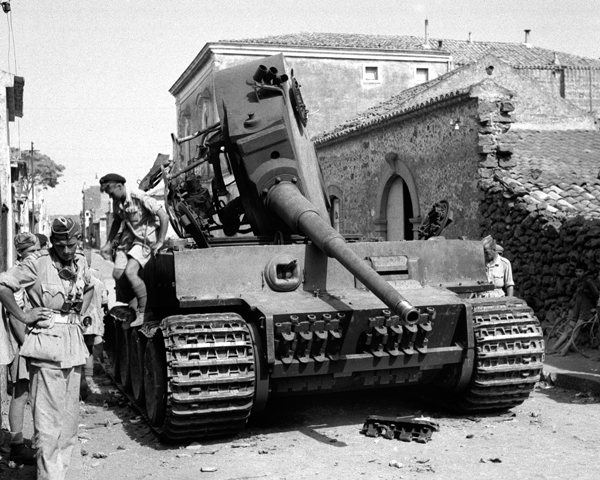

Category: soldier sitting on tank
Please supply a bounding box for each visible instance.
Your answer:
[475,235,514,298]
[99,173,169,327]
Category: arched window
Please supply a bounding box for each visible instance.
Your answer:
[196,89,212,130]
[179,106,192,165]
[330,196,340,232]
[327,185,344,232]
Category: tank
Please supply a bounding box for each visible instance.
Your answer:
[104,54,545,442]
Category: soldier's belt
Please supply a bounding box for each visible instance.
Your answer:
[51,312,81,325]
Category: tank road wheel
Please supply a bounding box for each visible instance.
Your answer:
[157,313,257,441]
[118,327,132,393]
[457,298,545,412]
[144,334,168,428]
[129,329,146,406]
[249,322,269,415]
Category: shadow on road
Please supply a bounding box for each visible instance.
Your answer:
[92,379,448,451]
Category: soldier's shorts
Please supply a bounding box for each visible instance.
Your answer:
[115,243,152,269]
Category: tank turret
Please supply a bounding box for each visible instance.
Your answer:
[213,54,418,323]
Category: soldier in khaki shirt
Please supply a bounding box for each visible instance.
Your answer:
[478,235,515,298]
[98,173,169,327]
[0,218,92,480]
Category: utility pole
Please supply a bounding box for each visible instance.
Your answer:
[29,142,36,233]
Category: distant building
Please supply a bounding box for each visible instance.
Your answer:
[82,184,111,248]
[0,70,24,270]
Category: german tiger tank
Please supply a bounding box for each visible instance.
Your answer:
[104,54,544,442]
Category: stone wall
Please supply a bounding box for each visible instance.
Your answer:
[317,94,485,240]
[317,79,518,241]
[479,179,600,326]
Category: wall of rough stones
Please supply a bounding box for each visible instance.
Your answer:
[479,181,600,327]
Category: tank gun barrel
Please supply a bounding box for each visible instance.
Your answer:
[266,182,420,324]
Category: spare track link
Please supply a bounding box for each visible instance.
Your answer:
[362,415,439,443]
[158,313,256,441]
[460,297,545,411]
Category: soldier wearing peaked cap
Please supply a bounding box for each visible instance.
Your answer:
[0,217,98,479]
[99,173,169,327]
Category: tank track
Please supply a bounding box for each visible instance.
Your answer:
[156,313,256,441]
[458,297,545,411]
[105,310,256,442]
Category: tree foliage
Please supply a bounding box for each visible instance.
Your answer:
[13,147,65,189]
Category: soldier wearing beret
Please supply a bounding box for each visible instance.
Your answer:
[0,218,94,479]
[99,173,168,327]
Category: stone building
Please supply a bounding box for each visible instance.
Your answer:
[82,184,111,248]
[314,54,599,324]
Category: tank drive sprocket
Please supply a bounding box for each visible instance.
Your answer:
[147,312,257,441]
[458,297,545,411]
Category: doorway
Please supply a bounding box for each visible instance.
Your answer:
[385,175,414,241]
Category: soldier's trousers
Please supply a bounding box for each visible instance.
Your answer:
[30,365,82,480]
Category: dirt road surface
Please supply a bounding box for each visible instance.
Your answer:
[2,382,600,480]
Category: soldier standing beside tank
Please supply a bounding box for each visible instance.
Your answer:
[98,173,169,327]
[478,235,514,298]
[5,233,41,465]
[79,246,109,399]
[0,218,92,480]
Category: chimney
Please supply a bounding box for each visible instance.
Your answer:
[553,52,561,66]
[423,18,431,48]
[438,40,443,50]
[468,32,473,44]
[524,29,532,47]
